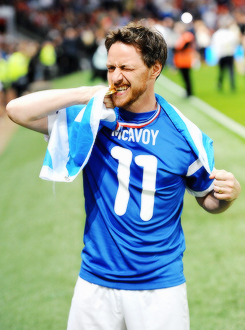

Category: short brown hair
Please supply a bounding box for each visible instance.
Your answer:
[105,21,167,75]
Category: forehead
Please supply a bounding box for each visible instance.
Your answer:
[107,42,144,66]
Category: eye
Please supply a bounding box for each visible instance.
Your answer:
[121,66,133,71]
[107,66,115,72]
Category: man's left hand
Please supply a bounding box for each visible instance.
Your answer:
[209,169,241,201]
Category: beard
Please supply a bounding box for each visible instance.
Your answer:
[112,76,149,110]
[113,84,147,109]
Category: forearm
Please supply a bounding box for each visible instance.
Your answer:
[6,86,103,132]
[196,190,235,214]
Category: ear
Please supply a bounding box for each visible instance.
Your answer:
[151,62,162,79]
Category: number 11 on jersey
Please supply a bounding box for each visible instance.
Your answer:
[111,146,157,221]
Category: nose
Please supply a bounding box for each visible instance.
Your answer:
[110,68,123,85]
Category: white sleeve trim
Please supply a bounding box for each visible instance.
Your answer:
[186,181,214,197]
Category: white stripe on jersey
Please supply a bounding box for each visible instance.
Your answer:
[186,159,203,177]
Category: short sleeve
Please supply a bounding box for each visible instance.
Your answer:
[185,152,214,197]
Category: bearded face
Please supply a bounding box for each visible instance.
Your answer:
[107,42,153,112]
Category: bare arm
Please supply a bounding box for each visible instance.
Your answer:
[6,85,105,134]
[196,169,241,214]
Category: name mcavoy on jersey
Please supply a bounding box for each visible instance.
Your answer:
[112,128,159,146]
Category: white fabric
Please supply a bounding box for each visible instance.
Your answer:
[67,277,190,330]
[40,87,117,182]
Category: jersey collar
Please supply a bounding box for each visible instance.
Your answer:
[118,104,161,129]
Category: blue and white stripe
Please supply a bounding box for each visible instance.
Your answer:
[40,87,117,182]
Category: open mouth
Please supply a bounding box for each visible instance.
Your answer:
[106,86,129,96]
[115,86,128,92]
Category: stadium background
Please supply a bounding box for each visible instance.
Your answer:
[0,1,245,329]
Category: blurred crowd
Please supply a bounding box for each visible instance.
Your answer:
[0,0,245,116]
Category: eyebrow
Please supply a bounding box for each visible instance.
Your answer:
[106,63,134,69]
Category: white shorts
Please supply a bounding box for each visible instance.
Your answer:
[67,277,190,330]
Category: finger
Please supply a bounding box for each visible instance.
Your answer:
[213,191,229,200]
[103,95,114,109]
[209,168,218,180]
[213,184,226,195]
[210,169,232,185]
[213,169,230,181]
[214,179,240,201]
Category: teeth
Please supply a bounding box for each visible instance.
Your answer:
[106,89,116,95]
[106,86,128,95]
[116,87,127,91]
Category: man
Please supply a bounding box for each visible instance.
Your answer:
[211,16,240,91]
[7,22,241,330]
[173,21,196,97]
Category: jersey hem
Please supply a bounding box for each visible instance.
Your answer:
[79,271,186,291]
[186,181,214,197]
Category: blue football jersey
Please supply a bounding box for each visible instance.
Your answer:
[79,103,214,290]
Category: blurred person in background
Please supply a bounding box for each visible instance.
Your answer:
[59,27,82,75]
[90,28,108,82]
[26,41,42,86]
[91,41,108,82]
[233,7,245,75]
[211,15,241,91]
[155,16,177,69]
[79,27,97,71]
[5,40,29,100]
[201,2,218,32]
[39,39,57,81]
[194,19,211,63]
[173,21,196,97]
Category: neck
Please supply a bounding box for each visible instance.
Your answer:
[124,94,157,114]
